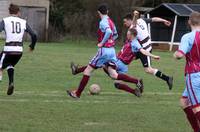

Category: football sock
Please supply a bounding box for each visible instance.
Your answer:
[155,70,169,82]
[115,83,135,94]
[117,74,138,84]
[7,68,14,85]
[76,66,87,74]
[76,75,90,97]
[184,107,200,132]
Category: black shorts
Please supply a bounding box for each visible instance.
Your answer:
[0,52,22,69]
[136,50,152,68]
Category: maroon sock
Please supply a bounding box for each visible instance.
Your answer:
[115,83,135,94]
[117,74,138,84]
[76,75,90,97]
[76,66,87,74]
[184,107,200,132]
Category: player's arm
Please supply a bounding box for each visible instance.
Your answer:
[174,33,193,60]
[25,23,37,51]
[151,17,171,26]
[131,39,160,59]
[0,20,5,32]
[140,49,160,60]
[98,22,112,47]
[113,26,118,41]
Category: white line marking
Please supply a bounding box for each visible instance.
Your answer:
[0,98,178,105]
[0,91,182,96]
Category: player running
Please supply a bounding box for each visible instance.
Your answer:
[123,11,173,90]
[67,4,143,98]
[174,12,200,132]
[0,4,37,95]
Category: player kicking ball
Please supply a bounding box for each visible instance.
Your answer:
[174,12,200,132]
[70,28,160,97]
[67,4,143,98]
[123,11,173,90]
[0,4,37,95]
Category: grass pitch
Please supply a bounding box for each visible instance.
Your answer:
[0,40,191,132]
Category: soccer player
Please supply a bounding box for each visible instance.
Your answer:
[70,28,160,97]
[106,28,160,95]
[123,11,173,90]
[67,4,143,98]
[0,4,37,95]
[174,12,200,132]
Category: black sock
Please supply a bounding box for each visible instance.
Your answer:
[7,68,14,85]
[155,70,169,82]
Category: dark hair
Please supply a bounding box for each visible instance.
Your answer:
[98,3,108,15]
[128,28,137,36]
[123,13,133,20]
[9,4,20,14]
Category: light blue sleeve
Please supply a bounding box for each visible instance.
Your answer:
[113,25,118,41]
[99,20,112,44]
[178,32,195,54]
[131,39,142,53]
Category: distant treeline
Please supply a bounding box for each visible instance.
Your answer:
[49,0,199,41]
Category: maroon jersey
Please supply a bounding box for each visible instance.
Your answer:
[97,18,115,48]
[185,32,200,74]
[117,40,136,65]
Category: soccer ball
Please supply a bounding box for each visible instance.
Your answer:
[89,84,101,95]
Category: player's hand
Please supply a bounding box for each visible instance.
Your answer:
[164,20,171,26]
[133,10,139,16]
[97,43,103,48]
[154,56,160,60]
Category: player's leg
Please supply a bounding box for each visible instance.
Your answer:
[114,80,141,97]
[0,52,6,81]
[70,62,87,75]
[67,64,95,98]
[185,73,200,132]
[138,52,173,90]
[67,48,104,98]
[180,89,200,132]
[6,65,14,95]
[107,65,143,89]
[5,54,22,95]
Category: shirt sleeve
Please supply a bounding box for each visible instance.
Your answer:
[142,18,152,24]
[0,20,5,32]
[25,23,37,50]
[131,39,142,53]
[112,25,118,41]
[178,32,194,55]
[99,21,112,44]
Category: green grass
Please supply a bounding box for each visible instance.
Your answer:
[0,40,191,132]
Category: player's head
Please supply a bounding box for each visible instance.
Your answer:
[97,3,109,17]
[9,3,20,16]
[127,28,137,40]
[188,12,200,27]
[123,13,133,28]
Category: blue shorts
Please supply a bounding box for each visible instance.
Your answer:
[182,72,200,107]
[89,47,117,68]
[115,59,128,74]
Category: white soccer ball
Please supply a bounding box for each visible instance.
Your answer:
[89,84,101,95]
